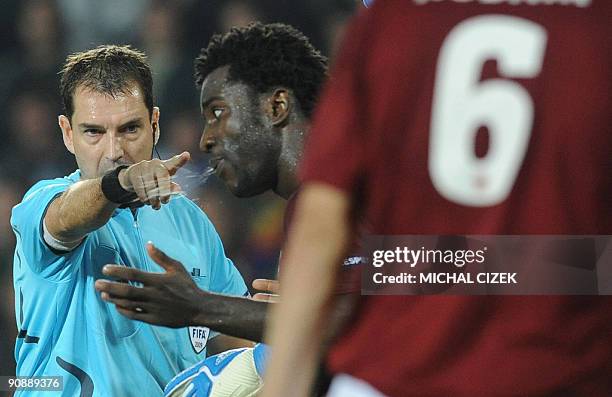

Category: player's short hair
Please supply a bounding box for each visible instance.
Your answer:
[195,22,328,118]
[59,45,154,119]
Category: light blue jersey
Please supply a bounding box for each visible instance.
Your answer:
[11,171,248,397]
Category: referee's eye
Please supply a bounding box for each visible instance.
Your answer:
[84,128,102,137]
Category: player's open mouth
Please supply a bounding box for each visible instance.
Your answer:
[209,158,224,174]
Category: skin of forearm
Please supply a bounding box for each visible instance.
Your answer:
[190,277,355,347]
[45,178,119,242]
[192,293,269,342]
[190,279,356,347]
[263,184,350,397]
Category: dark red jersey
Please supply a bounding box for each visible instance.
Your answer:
[301,1,612,395]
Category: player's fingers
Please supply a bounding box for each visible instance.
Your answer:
[252,293,280,303]
[95,279,136,297]
[115,306,158,324]
[103,290,167,316]
[100,265,162,284]
[102,294,149,311]
[252,279,281,294]
[162,152,190,176]
[146,242,183,272]
[95,279,153,300]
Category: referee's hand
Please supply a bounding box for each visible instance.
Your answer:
[118,151,190,210]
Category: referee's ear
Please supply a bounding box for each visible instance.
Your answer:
[59,115,75,155]
[265,88,291,127]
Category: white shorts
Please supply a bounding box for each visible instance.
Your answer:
[326,374,388,397]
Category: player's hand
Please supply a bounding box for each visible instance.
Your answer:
[94,242,205,327]
[252,279,280,303]
[118,151,190,210]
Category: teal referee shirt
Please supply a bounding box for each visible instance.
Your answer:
[11,170,248,396]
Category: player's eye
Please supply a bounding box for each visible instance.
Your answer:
[213,108,224,120]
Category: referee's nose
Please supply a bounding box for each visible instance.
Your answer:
[106,131,125,162]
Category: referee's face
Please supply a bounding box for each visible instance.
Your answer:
[58,82,159,179]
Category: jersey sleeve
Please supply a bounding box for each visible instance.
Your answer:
[299,10,371,193]
[11,180,82,278]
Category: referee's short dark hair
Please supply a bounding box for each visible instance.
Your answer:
[60,45,153,120]
[195,22,328,118]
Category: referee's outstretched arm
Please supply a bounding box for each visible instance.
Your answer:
[44,152,189,248]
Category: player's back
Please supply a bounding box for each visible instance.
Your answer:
[319,1,612,396]
[359,0,611,235]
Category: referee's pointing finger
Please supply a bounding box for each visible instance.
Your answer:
[162,151,191,176]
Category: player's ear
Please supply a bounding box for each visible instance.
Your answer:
[264,88,291,127]
[58,115,75,155]
[151,107,160,145]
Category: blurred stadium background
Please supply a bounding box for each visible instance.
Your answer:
[0,0,360,379]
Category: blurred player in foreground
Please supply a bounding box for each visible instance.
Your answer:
[263,1,612,396]
[11,45,250,396]
[95,23,360,396]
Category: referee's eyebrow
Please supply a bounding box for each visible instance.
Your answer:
[78,122,105,130]
[117,117,144,130]
[78,118,143,131]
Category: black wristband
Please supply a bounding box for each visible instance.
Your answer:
[101,165,138,204]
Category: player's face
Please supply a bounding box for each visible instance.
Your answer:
[58,82,159,180]
[199,66,281,197]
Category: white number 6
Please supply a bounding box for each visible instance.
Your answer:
[428,15,547,207]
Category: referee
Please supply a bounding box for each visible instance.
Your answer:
[11,45,251,396]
